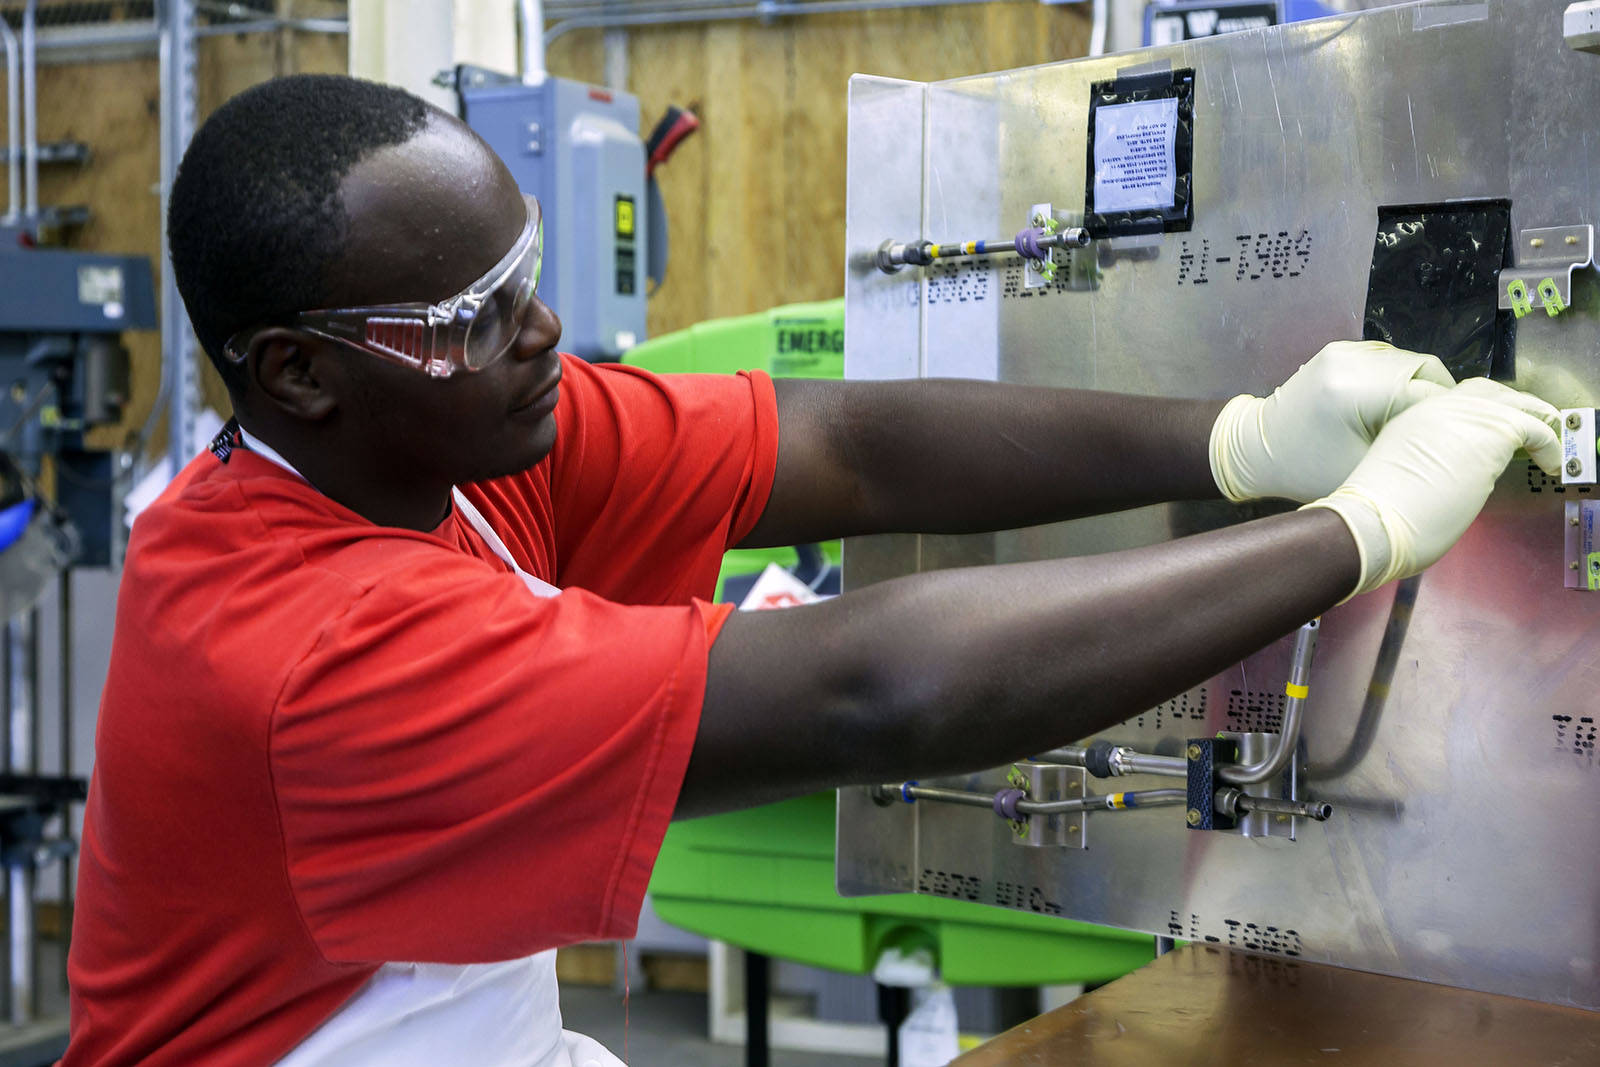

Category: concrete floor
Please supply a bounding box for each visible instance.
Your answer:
[560,985,883,1067]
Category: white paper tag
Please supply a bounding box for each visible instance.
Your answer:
[1093,97,1179,214]
[738,562,821,611]
[77,264,125,306]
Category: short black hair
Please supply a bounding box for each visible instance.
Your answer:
[167,74,432,392]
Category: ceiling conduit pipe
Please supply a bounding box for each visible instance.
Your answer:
[544,0,1012,47]
[518,0,547,82]
[0,15,20,223]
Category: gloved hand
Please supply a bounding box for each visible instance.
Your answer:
[1302,378,1563,598]
[1209,340,1457,503]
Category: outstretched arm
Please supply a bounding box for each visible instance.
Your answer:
[690,507,1356,818]
[685,379,1561,819]
[738,341,1456,548]
[738,377,1222,548]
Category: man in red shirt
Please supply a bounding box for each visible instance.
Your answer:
[63,75,1562,1065]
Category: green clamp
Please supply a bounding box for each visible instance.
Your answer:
[1507,277,1567,318]
[1537,277,1566,317]
[1507,279,1533,318]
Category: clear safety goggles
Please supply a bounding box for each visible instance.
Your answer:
[225,193,543,378]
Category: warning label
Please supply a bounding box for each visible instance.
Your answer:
[1092,97,1179,214]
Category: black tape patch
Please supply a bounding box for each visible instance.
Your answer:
[1362,200,1515,381]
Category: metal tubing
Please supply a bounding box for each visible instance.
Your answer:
[193,18,348,37]
[893,785,997,811]
[1218,619,1319,785]
[1018,788,1186,815]
[1034,745,1087,766]
[519,0,547,82]
[0,16,19,222]
[22,0,38,218]
[1216,787,1332,822]
[1114,748,1188,778]
[884,782,1186,816]
[1089,0,1107,57]
[545,0,995,45]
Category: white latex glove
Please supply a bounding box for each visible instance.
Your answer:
[1209,340,1457,503]
[1302,378,1563,598]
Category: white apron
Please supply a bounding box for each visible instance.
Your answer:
[234,429,623,1067]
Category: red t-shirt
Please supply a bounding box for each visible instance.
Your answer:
[63,357,779,1067]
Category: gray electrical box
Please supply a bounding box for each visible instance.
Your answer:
[458,68,647,361]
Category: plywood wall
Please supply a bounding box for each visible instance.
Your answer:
[545,1,1091,339]
[1,25,347,449]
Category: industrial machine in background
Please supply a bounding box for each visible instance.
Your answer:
[0,2,158,1060]
[841,0,1600,1015]
[449,13,699,362]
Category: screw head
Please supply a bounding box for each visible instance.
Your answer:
[1187,744,1202,760]
[1067,824,1079,834]
[1532,237,1546,248]
[1275,814,1290,823]
[1568,234,1580,246]
[1186,808,1203,826]
[1569,412,1585,431]
[1572,560,1581,570]
[1568,458,1585,476]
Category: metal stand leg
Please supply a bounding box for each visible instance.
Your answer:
[877,983,910,1067]
[743,950,769,1067]
[57,571,72,991]
[7,615,31,1027]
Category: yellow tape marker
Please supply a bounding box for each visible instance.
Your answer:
[1109,793,1128,810]
[963,241,978,254]
[928,244,942,258]
[1285,683,1310,700]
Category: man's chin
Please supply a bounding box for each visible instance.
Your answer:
[469,420,558,483]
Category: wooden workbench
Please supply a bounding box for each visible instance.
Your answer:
[954,943,1600,1066]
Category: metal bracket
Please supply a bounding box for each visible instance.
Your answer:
[1008,761,1088,849]
[1221,731,1298,841]
[1497,225,1594,315]
[1562,408,1598,484]
[1566,2,1600,54]
[1185,737,1237,832]
[1566,500,1600,591]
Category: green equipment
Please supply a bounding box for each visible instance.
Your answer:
[626,299,1152,1046]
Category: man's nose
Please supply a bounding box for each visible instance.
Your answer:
[513,295,562,359]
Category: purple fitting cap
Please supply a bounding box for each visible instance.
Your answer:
[994,788,1027,820]
[1015,227,1047,262]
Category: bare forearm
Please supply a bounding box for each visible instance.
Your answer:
[744,378,1223,548]
[683,508,1355,818]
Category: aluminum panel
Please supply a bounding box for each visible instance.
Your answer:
[840,0,1600,1010]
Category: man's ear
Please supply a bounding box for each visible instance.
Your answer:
[247,328,338,421]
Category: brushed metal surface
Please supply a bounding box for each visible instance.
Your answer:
[839,0,1600,1010]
